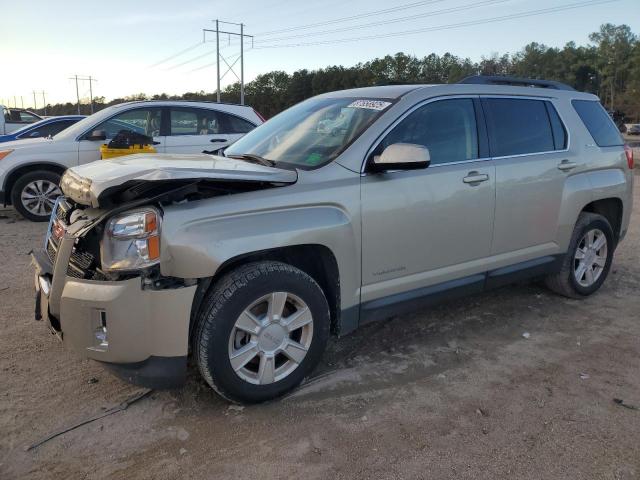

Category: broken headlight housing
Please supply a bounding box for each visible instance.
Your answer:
[60,169,93,206]
[101,207,161,271]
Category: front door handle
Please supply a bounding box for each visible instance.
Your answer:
[463,172,489,184]
[558,160,577,171]
[210,138,228,143]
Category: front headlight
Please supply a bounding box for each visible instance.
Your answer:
[0,149,13,161]
[60,169,93,205]
[101,207,161,271]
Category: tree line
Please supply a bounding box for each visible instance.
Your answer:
[43,24,640,124]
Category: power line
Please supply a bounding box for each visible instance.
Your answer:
[255,0,446,36]
[188,51,243,73]
[254,0,511,44]
[159,40,239,71]
[148,42,203,68]
[254,0,619,49]
[164,49,217,70]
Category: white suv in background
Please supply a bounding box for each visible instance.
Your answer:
[0,101,263,221]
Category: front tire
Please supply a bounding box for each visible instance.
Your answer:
[10,170,62,222]
[194,261,330,404]
[545,212,615,298]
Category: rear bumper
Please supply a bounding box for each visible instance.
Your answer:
[32,245,197,389]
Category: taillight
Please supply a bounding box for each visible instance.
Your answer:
[253,108,266,123]
[624,144,634,169]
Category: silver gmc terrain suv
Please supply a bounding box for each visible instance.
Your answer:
[32,76,634,403]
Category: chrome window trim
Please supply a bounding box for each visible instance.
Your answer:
[360,93,572,174]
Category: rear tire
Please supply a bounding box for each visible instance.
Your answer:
[194,261,330,404]
[10,170,62,222]
[545,212,614,298]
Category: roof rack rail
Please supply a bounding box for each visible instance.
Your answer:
[458,75,575,91]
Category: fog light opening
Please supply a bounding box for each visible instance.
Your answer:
[95,310,108,348]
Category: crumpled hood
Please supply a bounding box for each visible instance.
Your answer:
[62,153,297,207]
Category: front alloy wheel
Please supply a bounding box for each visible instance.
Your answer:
[229,292,313,385]
[11,170,62,222]
[195,261,330,403]
[20,180,61,218]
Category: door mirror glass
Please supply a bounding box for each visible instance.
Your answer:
[372,143,430,171]
[86,130,107,141]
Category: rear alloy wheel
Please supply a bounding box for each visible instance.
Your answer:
[573,228,608,288]
[545,212,614,298]
[11,170,62,222]
[195,261,330,404]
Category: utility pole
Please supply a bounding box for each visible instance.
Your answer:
[216,19,220,102]
[204,20,253,105]
[88,75,94,114]
[21,96,24,108]
[33,91,37,111]
[69,75,97,115]
[41,91,47,116]
[74,75,80,114]
[240,23,244,105]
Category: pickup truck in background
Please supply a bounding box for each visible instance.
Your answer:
[1,106,42,134]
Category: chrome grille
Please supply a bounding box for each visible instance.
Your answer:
[45,198,97,279]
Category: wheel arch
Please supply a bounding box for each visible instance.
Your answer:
[580,197,623,244]
[189,244,343,348]
[2,162,67,206]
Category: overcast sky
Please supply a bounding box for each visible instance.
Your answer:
[1,0,638,107]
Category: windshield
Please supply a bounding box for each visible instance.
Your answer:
[225,97,393,169]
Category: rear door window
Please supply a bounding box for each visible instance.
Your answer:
[170,107,223,136]
[482,98,555,157]
[572,100,623,147]
[19,111,40,123]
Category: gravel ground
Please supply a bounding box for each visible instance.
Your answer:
[1,174,639,480]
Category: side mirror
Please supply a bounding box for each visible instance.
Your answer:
[86,129,107,141]
[372,143,431,172]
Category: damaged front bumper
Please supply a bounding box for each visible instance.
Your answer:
[32,228,197,389]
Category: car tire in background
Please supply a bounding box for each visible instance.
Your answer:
[194,261,330,404]
[10,170,62,222]
[545,212,615,299]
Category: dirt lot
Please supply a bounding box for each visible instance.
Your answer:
[1,175,639,480]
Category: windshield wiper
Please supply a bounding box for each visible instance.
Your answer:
[227,153,276,167]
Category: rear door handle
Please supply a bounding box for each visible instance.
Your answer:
[558,160,577,171]
[463,172,489,184]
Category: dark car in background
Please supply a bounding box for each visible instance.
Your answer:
[0,115,86,143]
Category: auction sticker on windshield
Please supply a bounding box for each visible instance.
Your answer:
[348,100,392,110]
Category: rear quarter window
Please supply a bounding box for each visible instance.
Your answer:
[572,100,623,147]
